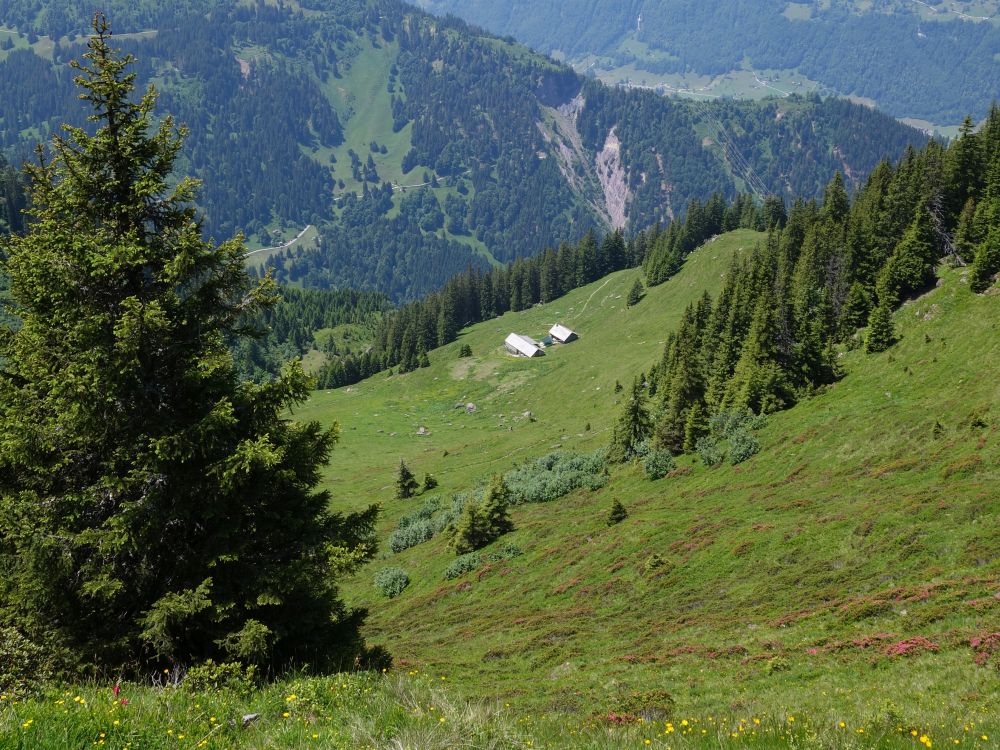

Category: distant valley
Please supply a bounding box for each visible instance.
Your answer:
[417,0,1000,131]
[1,0,927,300]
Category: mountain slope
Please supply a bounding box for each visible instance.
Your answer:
[0,0,926,300]
[417,0,1000,126]
[297,235,999,725]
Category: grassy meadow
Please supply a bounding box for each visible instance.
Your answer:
[296,227,998,737]
[4,229,998,748]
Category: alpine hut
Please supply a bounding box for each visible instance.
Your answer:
[548,324,578,344]
[504,333,544,358]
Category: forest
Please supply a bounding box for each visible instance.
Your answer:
[2,0,927,303]
[419,0,1000,123]
[624,113,1000,461]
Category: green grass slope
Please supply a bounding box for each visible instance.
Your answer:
[300,229,999,737]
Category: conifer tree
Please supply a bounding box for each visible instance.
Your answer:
[606,500,628,526]
[682,402,709,453]
[627,277,644,307]
[608,377,652,463]
[969,227,1000,293]
[395,459,419,499]
[865,303,895,353]
[0,18,378,673]
[452,475,513,554]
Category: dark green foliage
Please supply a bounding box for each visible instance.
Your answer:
[0,627,54,697]
[452,475,514,555]
[635,116,1000,462]
[395,459,419,499]
[618,689,675,722]
[608,378,652,463]
[626,278,644,307]
[865,304,896,353]
[458,343,473,358]
[643,450,676,480]
[422,473,438,492]
[424,0,1000,123]
[970,229,1000,293]
[373,568,410,599]
[606,500,628,526]
[0,3,924,306]
[0,23,377,674]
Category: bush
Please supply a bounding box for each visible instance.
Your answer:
[643,450,676,479]
[443,543,522,580]
[504,450,608,505]
[0,627,55,697]
[374,567,410,598]
[618,689,674,721]
[444,552,482,580]
[183,660,258,695]
[729,432,761,464]
[388,520,435,553]
[696,437,724,466]
[483,542,523,563]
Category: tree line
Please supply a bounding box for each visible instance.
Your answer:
[313,192,772,389]
[610,111,1000,462]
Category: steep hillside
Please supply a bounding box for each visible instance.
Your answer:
[0,0,925,300]
[299,233,999,731]
[417,0,1000,127]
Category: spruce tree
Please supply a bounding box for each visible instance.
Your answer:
[395,459,419,499]
[608,377,652,463]
[626,277,645,307]
[970,227,1000,293]
[865,303,895,353]
[606,500,628,526]
[0,18,378,673]
[452,475,513,554]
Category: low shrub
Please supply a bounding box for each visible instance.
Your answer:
[0,627,55,697]
[389,519,435,553]
[483,541,523,563]
[696,437,724,466]
[374,567,410,598]
[504,450,608,505]
[444,552,482,580]
[618,689,674,721]
[183,660,258,695]
[729,432,761,465]
[643,450,676,479]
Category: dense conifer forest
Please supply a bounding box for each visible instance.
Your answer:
[419,0,1000,124]
[636,112,1000,458]
[1,0,927,303]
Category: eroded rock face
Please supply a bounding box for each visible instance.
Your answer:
[596,126,630,229]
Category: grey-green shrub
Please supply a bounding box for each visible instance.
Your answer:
[729,432,761,464]
[484,542,523,562]
[388,520,434,553]
[443,552,482,580]
[643,450,676,479]
[696,437,724,466]
[503,450,608,505]
[443,542,523,580]
[374,567,410,598]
